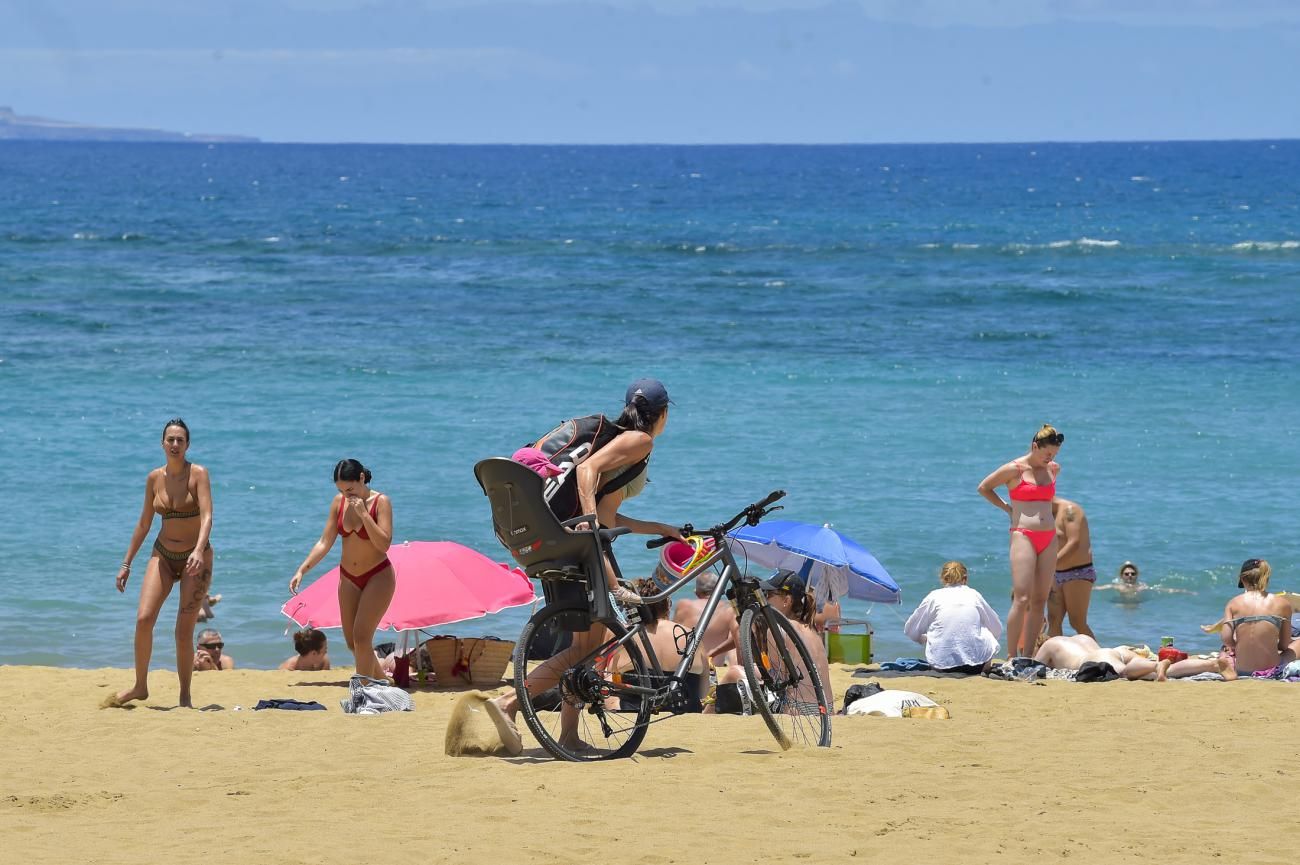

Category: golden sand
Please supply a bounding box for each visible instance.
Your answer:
[2,663,1298,865]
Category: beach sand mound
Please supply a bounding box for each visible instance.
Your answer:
[444,690,515,757]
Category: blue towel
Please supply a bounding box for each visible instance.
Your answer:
[254,698,327,711]
[880,658,931,671]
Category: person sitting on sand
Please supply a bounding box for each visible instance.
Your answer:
[1034,634,1234,681]
[904,561,1002,674]
[708,570,833,713]
[672,569,737,665]
[193,629,234,671]
[280,627,330,671]
[610,578,708,712]
[1218,558,1296,676]
[1046,497,1095,638]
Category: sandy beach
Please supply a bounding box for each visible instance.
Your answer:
[4,663,1298,865]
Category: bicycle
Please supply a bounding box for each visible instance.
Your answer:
[508,490,833,762]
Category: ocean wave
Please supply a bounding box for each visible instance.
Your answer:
[1231,240,1300,252]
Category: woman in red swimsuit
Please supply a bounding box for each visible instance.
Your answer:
[289,459,394,681]
[978,425,1064,658]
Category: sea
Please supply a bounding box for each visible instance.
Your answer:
[1,140,1297,670]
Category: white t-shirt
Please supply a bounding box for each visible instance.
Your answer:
[903,584,1003,670]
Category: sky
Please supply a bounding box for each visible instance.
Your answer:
[1,0,1298,143]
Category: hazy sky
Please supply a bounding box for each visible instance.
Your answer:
[2,0,1298,142]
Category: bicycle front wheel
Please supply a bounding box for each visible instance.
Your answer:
[514,601,652,762]
[739,607,832,750]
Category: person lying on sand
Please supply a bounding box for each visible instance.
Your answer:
[194,628,234,671]
[1034,634,1234,681]
[280,627,330,671]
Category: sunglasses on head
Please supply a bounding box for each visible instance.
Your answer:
[1036,432,1065,447]
[200,641,224,650]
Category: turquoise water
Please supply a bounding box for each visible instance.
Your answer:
[1,140,1297,669]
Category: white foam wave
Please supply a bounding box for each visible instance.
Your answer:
[1077,238,1120,248]
[1231,240,1300,251]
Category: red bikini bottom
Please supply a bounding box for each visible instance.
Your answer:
[340,558,393,590]
[1011,528,1055,555]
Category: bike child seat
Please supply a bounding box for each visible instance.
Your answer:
[474,457,621,627]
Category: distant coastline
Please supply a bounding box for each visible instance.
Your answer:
[0,106,257,143]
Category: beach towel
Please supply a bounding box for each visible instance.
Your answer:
[844,690,939,718]
[253,699,326,711]
[989,658,1047,681]
[340,675,414,714]
[880,658,931,672]
[1075,661,1120,683]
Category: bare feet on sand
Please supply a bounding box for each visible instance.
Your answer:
[101,687,147,709]
[1217,654,1238,681]
[1154,659,1172,682]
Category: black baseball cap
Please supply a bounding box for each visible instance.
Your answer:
[757,569,807,594]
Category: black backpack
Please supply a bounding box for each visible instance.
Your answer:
[531,414,647,519]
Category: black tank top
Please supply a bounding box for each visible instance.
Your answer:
[531,414,648,520]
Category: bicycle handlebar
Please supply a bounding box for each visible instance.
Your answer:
[644,490,786,549]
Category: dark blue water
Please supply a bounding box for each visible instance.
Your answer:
[2,140,1297,668]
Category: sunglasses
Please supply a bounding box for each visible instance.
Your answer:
[1121,570,1137,577]
[1035,433,1065,447]
[199,642,224,650]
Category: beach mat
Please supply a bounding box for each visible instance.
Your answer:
[849,666,974,680]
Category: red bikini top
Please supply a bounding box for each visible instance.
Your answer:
[1009,463,1056,502]
[338,496,379,539]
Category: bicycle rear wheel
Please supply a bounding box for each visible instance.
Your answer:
[514,601,652,762]
[739,606,832,750]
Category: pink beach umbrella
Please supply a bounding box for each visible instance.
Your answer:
[281,540,537,632]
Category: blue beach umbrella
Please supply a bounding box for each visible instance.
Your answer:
[727,520,902,605]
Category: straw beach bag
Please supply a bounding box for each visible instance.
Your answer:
[423,636,516,688]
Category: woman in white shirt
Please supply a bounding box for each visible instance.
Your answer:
[904,561,1003,674]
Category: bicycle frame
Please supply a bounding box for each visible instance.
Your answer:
[592,537,783,710]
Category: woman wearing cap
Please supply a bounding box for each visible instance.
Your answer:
[904,562,1002,674]
[106,418,215,709]
[1218,558,1297,676]
[516,377,684,605]
[977,424,1064,658]
[487,378,684,754]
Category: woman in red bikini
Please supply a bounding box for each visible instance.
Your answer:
[106,418,214,709]
[978,424,1064,658]
[289,459,393,681]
